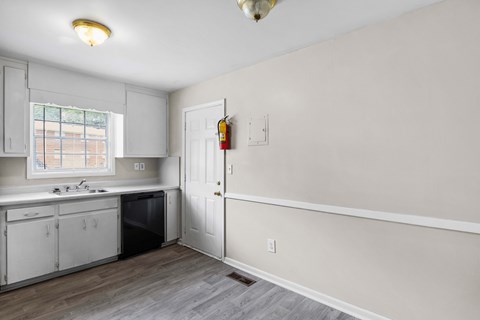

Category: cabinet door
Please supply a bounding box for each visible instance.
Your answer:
[59,214,90,270]
[88,210,118,262]
[166,190,180,242]
[6,218,55,284]
[125,90,167,157]
[3,66,27,154]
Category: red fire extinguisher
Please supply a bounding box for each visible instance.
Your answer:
[218,116,231,150]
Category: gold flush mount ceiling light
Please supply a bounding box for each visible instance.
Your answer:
[72,19,111,47]
[237,0,277,22]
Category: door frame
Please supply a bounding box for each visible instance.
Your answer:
[181,99,226,260]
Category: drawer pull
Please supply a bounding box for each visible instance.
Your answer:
[83,218,87,230]
[46,224,51,237]
[24,212,40,218]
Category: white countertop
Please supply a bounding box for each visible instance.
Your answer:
[0,184,180,207]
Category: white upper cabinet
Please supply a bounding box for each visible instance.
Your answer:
[0,58,28,157]
[124,89,168,158]
[124,88,168,158]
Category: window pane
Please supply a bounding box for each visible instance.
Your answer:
[87,154,107,169]
[44,122,60,137]
[62,109,84,124]
[35,137,44,153]
[86,126,107,139]
[32,104,111,174]
[62,154,85,169]
[62,124,85,138]
[86,140,106,154]
[86,112,107,127]
[62,139,85,154]
[34,120,44,136]
[35,153,45,170]
[34,105,44,120]
[44,154,61,169]
[45,106,60,122]
[45,138,61,154]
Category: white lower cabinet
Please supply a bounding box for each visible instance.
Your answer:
[88,210,118,263]
[59,209,118,271]
[1,197,119,287]
[59,213,90,270]
[165,190,180,242]
[6,218,56,284]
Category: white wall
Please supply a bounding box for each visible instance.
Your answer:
[169,0,480,319]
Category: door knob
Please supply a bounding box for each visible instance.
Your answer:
[214,191,222,197]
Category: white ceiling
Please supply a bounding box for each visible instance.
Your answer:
[0,0,441,92]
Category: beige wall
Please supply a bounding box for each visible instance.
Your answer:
[0,157,159,187]
[169,0,480,319]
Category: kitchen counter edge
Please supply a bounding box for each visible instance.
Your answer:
[0,185,180,207]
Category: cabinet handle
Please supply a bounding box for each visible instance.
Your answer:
[93,218,98,228]
[46,224,50,237]
[24,212,40,218]
[82,218,87,230]
[9,138,12,149]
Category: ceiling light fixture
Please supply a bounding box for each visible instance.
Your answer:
[237,0,277,22]
[72,19,111,47]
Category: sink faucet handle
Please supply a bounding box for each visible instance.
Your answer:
[75,179,87,190]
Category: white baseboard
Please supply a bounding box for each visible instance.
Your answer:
[224,257,390,320]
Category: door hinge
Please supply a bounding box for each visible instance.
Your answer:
[55,262,59,269]
[3,228,6,237]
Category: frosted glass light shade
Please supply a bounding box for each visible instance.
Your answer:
[237,0,277,22]
[72,19,111,47]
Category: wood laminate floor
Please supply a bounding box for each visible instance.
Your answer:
[0,245,358,320]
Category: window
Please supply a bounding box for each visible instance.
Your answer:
[29,104,114,178]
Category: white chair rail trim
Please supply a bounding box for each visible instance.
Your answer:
[224,193,480,235]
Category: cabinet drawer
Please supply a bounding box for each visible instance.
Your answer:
[59,197,118,215]
[7,205,55,222]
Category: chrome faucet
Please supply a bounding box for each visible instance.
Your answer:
[75,179,87,190]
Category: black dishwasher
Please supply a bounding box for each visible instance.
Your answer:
[120,191,165,259]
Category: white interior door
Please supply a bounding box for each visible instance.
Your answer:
[184,100,225,259]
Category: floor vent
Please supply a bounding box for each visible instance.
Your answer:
[226,272,256,287]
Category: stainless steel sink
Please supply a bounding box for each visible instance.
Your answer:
[52,189,109,196]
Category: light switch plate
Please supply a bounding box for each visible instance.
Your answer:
[134,163,140,171]
[227,164,233,175]
[139,163,145,171]
[267,239,276,253]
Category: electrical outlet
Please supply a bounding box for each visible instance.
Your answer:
[267,239,276,253]
[139,163,145,171]
[227,164,233,175]
[134,163,140,171]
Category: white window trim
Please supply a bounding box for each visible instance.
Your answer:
[27,103,116,179]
